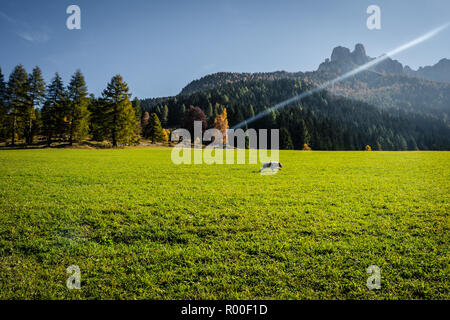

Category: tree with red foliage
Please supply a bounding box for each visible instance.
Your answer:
[182,106,207,138]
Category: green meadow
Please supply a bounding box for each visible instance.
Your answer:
[0,148,448,299]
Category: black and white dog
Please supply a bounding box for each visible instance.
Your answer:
[259,161,283,172]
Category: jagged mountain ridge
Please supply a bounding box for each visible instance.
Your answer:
[181,44,449,96]
[318,43,404,75]
[318,43,450,82]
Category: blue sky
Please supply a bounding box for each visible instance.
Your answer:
[0,0,449,99]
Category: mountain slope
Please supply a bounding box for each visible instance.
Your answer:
[179,44,450,119]
[143,79,450,150]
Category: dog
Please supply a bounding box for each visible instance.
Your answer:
[259,161,283,172]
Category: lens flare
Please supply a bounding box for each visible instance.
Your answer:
[231,23,450,130]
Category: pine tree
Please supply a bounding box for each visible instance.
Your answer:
[280,127,294,150]
[132,97,142,123]
[88,95,108,141]
[299,120,310,147]
[7,65,31,146]
[207,102,213,120]
[67,70,90,144]
[28,66,46,144]
[102,75,138,146]
[180,104,187,124]
[161,105,169,126]
[42,73,67,146]
[248,104,255,119]
[31,108,42,142]
[145,113,165,143]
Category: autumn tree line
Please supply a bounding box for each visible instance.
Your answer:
[2,65,449,150]
[0,65,173,147]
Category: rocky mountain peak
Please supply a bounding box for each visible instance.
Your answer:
[330,46,352,63]
[319,43,402,75]
[352,44,369,65]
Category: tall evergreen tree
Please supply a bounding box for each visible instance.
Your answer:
[88,95,108,141]
[131,97,143,138]
[28,66,46,144]
[42,73,67,146]
[161,105,169,126]
[299,120,310,147]
[132,97,142,123]
[207,102,213,121]
[67,70,90,144]
[145,113,165,143]
[280,127,294,150]
[7,65,31,146]
[102,75,138,146]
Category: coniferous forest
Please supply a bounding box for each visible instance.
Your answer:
[0,65,141,147]
[1,64,449,151]
[141,79,450,151]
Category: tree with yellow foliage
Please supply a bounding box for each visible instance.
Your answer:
[162,128,170,142]
[213,108,228,144]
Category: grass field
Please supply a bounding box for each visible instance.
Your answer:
[0,148,448,299]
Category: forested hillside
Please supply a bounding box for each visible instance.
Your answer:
[142,79,450,150]
[177,44,450,120]
[316,71,450,118]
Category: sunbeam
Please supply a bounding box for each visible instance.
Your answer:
[231,23,450,130]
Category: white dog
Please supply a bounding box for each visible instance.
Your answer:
[259,161,283,172]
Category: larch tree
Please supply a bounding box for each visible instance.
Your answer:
[67,70,90,144]
[162,128,170,142]
[101,75,138,146]
[213,107,228,143]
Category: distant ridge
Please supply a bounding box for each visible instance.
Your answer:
[180,43,449,96]
[318,43,450,82]
[174,44,450,120]
[405,58,450,82]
